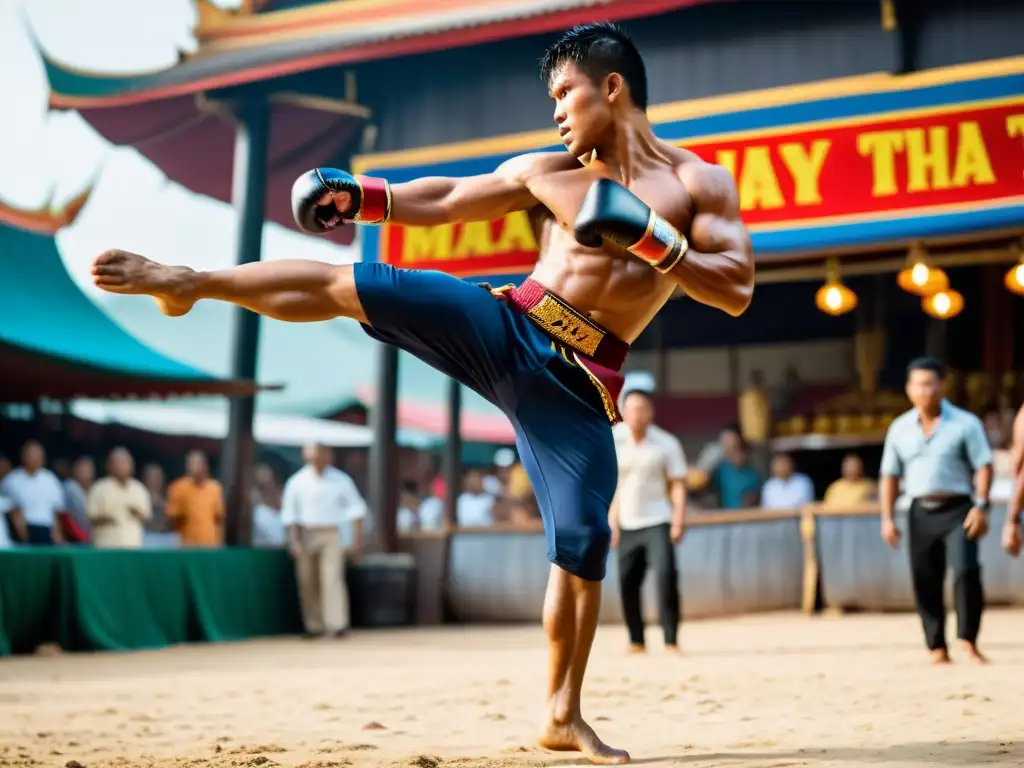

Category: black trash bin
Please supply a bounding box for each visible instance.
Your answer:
[346,553,417,628]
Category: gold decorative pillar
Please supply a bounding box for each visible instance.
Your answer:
[854,326,886,397]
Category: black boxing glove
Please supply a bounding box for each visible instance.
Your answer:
[291,168,392,234]
[574,177,687,274]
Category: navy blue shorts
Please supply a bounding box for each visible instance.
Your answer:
[354,262,615,581]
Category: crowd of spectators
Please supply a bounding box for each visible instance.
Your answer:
[1,364,1017,549]
[0,440,227,549]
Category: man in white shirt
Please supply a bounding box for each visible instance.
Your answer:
[417,494,445,530]
[761,452,816,509]
[281,444,367,638]
[611,389,688,653]
[457,468,496,527]
[87,447,152,548]
[0,441,66,545]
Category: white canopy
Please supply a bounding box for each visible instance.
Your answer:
[70,399,435,449]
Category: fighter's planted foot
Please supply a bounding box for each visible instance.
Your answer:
[538,715,630,765]
[929,648,952,665]
[92,249,197,317]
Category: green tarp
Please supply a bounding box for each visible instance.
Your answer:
[0,549,303,656]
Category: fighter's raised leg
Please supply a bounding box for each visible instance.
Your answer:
[92,249,367,324]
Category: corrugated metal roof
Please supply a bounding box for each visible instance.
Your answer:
[195,0,625,57]
[47,0,709,106]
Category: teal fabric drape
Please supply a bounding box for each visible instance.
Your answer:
[0,549,303,656]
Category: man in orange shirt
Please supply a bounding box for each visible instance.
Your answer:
[167,451,224,547]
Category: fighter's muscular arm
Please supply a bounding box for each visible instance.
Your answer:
[673,162,754,317]
[388,153,545,227]
[295,153,557,232]
[574,158,753,317]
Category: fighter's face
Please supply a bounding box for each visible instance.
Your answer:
[548,61,614,158]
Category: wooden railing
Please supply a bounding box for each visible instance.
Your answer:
[398,504,1024,625]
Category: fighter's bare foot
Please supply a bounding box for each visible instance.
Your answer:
[538,716,630,765]
[626,643,645,655]
[91,249,197,317]
[929,648,952,665]
[664,644,681,655]
[959,641,989,664]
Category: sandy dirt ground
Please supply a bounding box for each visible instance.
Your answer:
[3,611,1024,768]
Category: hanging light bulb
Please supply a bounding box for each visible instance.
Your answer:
[815,258,857,316]
[897,243,948,296]
[1004,242,1024,296]
[922,289,964,320]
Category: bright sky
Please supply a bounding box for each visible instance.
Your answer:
[0,0,506,427]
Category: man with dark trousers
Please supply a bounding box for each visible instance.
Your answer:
[611,388,687,654]
[880,357,993,664]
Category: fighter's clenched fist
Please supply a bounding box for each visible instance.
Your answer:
[291,168,392,233]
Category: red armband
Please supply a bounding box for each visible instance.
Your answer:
[353,175,392,224]
[628,211,688,274]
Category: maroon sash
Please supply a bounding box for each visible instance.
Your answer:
[493,279,629,423]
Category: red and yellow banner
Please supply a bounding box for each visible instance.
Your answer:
[379,99,1024,275]
[380,212,540,278]
[693,100,1023,226]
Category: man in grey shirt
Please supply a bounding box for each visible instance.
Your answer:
[880,357,993,664]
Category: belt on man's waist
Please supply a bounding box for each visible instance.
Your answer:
[497,279,629,371]
[490,278,629,424]
[914,495,971,511]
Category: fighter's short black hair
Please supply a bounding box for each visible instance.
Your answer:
[540,22,648,110]
[906,356,947,380]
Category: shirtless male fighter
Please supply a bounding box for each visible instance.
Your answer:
[1002,402,1024,557]
[91,24,753,764]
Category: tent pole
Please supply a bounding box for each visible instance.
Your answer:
[220,94,269,547]
[443,378,462,529]
[368,345,399,552]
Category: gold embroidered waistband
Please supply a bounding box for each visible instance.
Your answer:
[493,287,604,359]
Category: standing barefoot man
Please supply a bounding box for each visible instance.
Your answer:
[92,23,753,764]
